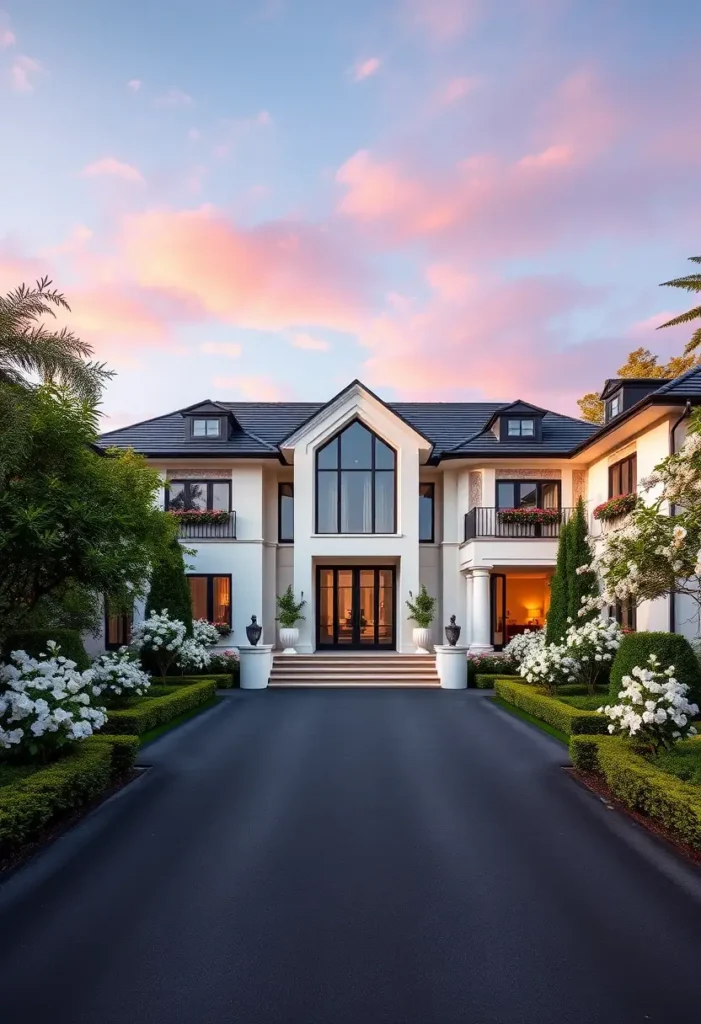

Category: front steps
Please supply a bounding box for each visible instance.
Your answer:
[268,653,440,688]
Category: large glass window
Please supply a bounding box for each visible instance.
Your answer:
[419,483,435,542]
[496,480,560,509]
[166,480,231,512]
[278,483,294,542]
[187,574,232,627]
[316,421,396,533]
[609,454,637,498]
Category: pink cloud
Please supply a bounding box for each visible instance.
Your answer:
[439,76,478,105]
[292,333,330,351]
[81,157,145,183]
[212,375,289,401]
[119,205,365,333]
[127,79,142,92]
[9,54,44,92]
[0,11,15,48]
[154,87,194,109]
[201,342,242,357]
[400,0,481,41]
[353,57,381,82]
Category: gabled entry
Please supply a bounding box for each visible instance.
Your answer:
[317,566,396,649]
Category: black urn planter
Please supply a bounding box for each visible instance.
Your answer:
[445,615,461,646]
[246,615,262,646]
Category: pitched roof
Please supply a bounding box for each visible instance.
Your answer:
[650,364,701,398]
[443,410,596,457]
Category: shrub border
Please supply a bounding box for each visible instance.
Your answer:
[164,673,235,689]
[475,674,504,690]
[104,680,217,735]
[494,678,608,736]
[569,734,701,851]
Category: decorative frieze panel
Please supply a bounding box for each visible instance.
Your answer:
[165,469,232,480]
[572,470,587,504]
[468,471,482,508]
[495,468,562,480]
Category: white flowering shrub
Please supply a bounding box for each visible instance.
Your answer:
[599,654,699,752]
[176,637,212,672]
[130,610,187,679]
[562,616,622,696]
[0,642,107,759]
[504,629,546,665]
[518,637,570,695]
[192,619,221,647]
[91,648,151,707]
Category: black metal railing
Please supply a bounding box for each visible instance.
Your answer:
[464,507,575,541]
[171,511,237,539]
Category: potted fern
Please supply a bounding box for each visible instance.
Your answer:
[406,585,438,654]
[276,586,306,654]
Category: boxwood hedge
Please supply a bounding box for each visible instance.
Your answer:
[164,674,233,689]
[569,734,701,851]
[494,678,608,736]
[474,674,503,690]
[104,680,216,735]
[0,735,139,860]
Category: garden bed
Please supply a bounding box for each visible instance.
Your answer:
[494,678,608,736]
[104,680,217,736]
[569,734,701,854]
[0,734,139,865]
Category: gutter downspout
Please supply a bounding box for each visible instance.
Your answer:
[668,401,692,633]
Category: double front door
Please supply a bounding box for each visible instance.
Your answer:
[317,566,395,649]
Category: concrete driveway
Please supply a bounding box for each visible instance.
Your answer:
[0,689,700,1023]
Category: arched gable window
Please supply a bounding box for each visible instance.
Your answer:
[316,420,396,533]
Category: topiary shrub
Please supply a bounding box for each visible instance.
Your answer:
[609,632,701,708]
[546,518,570,645]
[145,539,193,637]
[1,629,89,670]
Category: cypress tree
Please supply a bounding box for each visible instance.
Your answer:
[566,498,596,625]
[145,539,193,636]
[546,518,570,645]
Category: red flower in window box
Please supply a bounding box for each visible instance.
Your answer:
[168,509,229,525]
[496,507,562,526]
[592,494,637,522]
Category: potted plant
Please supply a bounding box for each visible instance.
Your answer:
[406,584,438,654]
[276,585,306,654]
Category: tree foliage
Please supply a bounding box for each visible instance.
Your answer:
[546,519,571,644]
[145,539,194,637]
[577,346,700,424]
[566,499,597,625]
[658,255,701,355]
[0,385,175,639]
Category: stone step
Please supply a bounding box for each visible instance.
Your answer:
[269,680,440,688]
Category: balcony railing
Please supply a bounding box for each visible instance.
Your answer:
[170,511,237,539]
[464,507,575,541]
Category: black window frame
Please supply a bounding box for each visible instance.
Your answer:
[190,417,223,438]
[186,573,232,626]
[608,453,637,499]
[104,597,133,651]
[419,482,435,543]
[608,395,622,420]
[165,479,232,512]
[278,482,294,543]
[495,479,562,510]
[315,419,397,535]
[611,596,636,631]
[507,418,536,437]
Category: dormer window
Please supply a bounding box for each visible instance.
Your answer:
[507,419,535,437]
[192,418,222,438]
[608,395,622,419]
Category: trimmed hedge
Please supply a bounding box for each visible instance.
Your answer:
[475,674,503,690]
[104,680,216,735]
[467,656,517,688]
[494,678,609,736]
[0,735,139,859]
[569,734,701,851]
[609,632,701,707]
[2,629,89,670]
[164,673,235,689]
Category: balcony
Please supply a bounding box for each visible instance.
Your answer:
[169,510,237,540]
[464,507,575,541]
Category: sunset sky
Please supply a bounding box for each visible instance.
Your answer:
[1,0,699,429]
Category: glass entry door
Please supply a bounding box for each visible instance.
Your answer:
[317,566,395,649]
[491,573,507,650]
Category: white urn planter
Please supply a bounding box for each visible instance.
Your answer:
[279,627,299,654]
[413,627,432,655]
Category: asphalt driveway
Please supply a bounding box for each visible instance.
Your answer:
[0,689,700,1024]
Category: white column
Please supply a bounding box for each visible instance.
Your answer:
[469,568,493,654]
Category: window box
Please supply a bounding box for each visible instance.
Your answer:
[593,494,637,522]
[167,509,230,526]
[496,507,562,526]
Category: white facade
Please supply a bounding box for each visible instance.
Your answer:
[96,378,700,655]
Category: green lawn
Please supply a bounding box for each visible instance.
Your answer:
[140,696,221,746]
[490,696,568,745]
[651,739,701,786]
[557,693,607,711]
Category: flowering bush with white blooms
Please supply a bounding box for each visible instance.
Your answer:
[192,619,221,647]
[504,629,546,666]
[130,610,187,679]
[517,634,571,695]
[0,642,107,759]
[176,637,212,672]
[561,616,622,696]
[581,409,701,616]
[599,654,699,753]
[91,648,151,707]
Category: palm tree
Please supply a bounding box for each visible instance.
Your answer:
[0,277,112,400]
[658,256,701,354]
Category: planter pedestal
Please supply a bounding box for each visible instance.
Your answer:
[434,645,469,689]
[239,645,274,689]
